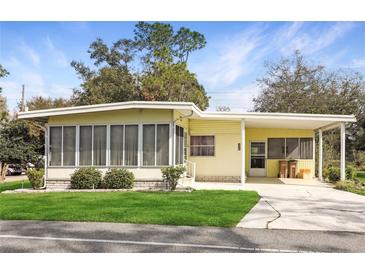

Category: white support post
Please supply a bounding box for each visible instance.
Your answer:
[340,122,346,181]
[318,129,323,181]
[240,119,246,185]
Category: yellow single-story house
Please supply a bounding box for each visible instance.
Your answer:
[18,101,356,188]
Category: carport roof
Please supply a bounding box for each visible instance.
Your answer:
[18,101,356,130]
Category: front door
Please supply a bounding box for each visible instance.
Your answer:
[249,141,266,177]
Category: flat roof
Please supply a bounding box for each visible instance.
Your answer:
[18,101,356,130]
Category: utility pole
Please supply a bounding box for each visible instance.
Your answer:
[21,84,25,111]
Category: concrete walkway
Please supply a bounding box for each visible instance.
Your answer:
[238,181,365,232]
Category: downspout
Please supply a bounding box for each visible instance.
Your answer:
[173,110,194,123]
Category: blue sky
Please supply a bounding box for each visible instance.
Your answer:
[0,21,364,111]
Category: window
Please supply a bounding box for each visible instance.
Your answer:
[49,127,62,166]
[143,124,169,166]
[268,138,285,159]
[125,125,138,166]
[49,126,76,166]
[175,126,184,164]
[300,138,313,159]
[79,126,92,165]
[268,137,313,159]
[63,126,76,166]
[156,124,169,165]
[143,125,155,166]
[286,138,299,159]
[190,136,215,156]
[93,125,106,166]
[110,125,124,165]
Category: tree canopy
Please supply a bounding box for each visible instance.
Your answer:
[253,50,365,152]
[0,120,43,180]
[0,64,9,122]
[71,22,209,110]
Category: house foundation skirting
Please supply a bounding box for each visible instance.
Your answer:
[46,180,169,190]
[196,176,241,183]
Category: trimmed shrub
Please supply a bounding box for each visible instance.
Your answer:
[70,167,102,189]
[346,165,356,180]
[327,166,340,183]
[26,168,44,189]
[322,167,329,179]
[102,168,135,189]
[335,180,357,191]
[161,165,185,191]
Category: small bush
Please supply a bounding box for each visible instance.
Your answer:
[322,167,329,179]
[70,167,102,189]
[327,166,340,183]
[346,165,356,180]
[161,165,185,191]
[102,168,135,189]
[26,168,44,189]
[335,180,357,191]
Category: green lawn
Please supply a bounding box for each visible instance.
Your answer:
[0,190,259,227]
[0,180,31,193]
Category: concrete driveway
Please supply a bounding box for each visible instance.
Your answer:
[238,181,365,232]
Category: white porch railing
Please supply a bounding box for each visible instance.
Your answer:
[184,160,196,182]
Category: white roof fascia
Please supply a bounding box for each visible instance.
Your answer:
[18,100,356,123]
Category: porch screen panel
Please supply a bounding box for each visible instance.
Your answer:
[49,127,62,166]
[268,138,285,159]
[110,125,124,165]
[286,138,299,159]
[125,125,138,166]
[156,124,169,165]
[79,126,92,165]
[143,124,155,166]
[300,138,313,159]
[175,126,184,164]
[93,126,106,166]
[63,126,76,166]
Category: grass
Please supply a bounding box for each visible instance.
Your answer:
[0,190,259,227]
[356,171,365,183]
[0,180,31,193]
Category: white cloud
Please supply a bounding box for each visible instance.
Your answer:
[208,83,261,111]
[45,36,68,67]
[349,57,365,68]
[19,41,40,66]
[281,22,354,55]
[193,26,267,88]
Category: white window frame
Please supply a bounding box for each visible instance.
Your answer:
[142,123,170,167]
[47,123,171,168]
[267,137,314,160]
[48,125,77,167]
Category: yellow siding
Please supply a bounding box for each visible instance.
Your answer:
[188,120,241,177]
[245,128,315,178]
[188,121,315,179]
[48,108,172,125]
[173,110,190,129]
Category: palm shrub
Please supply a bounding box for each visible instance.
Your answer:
[161,165,185,191]
[70,167,102,189]
[327,166,340,183]
[26,168,44,189]
[102,168,135,189]
[345,165,356,180]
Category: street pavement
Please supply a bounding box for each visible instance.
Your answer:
[0,220,364,252]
